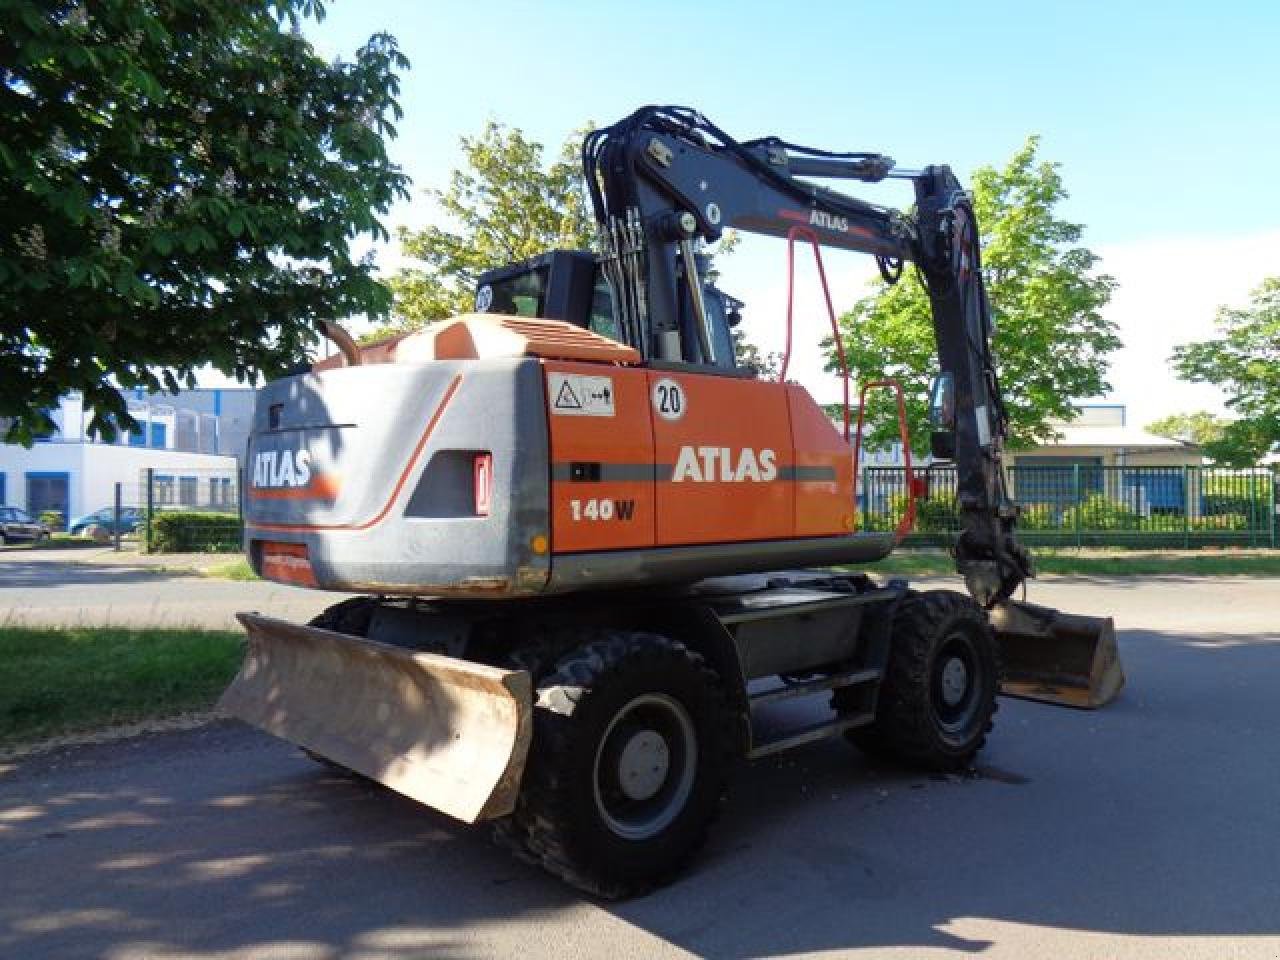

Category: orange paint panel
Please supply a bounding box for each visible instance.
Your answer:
[650,372,794,546]
[544,361,655,552]
[260,542,318,587]
[787,384,855,537]
[248,473,342,501]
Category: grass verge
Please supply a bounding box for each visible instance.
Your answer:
[0,627,243,748]
[203,557,259,580]
[869,548,1280,578]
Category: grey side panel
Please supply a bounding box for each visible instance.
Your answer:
[245,358,550,596]
[547,532,896,593]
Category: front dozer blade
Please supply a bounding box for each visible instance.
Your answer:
[220,612,532,823]
[989,600,1124,709]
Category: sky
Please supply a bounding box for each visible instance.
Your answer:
[301,0,1280,429]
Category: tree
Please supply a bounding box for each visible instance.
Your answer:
[732,329,781,378]
[1147,411,1227,446]
[829,137,1120,452]
[385,123,594,332]
[1,0,409,443]
[1171,278,1280,466]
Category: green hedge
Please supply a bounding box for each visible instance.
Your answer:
[1201,493,1259,517]
[147,511,241,553]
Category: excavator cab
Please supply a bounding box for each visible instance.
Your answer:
[474,251,597,324]
[476,250,744,372]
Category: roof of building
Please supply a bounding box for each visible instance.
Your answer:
[1047,424,1196,450]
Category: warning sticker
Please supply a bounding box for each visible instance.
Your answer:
[547,373,616,417]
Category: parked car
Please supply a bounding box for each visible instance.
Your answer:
[69,506,144,536]
[0,507,51,544]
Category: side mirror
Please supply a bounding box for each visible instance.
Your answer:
[928,372,956,461]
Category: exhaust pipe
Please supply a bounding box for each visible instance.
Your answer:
[318,319,363,367]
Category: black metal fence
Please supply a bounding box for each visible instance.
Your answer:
[861,465,1277,547]
[139,466,243,553]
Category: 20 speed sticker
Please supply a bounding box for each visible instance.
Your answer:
[548,373,616,417]
[652,377,686,421]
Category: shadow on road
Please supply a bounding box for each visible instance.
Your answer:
[1,627,1278,958]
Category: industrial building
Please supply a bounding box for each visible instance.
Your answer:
[0,388,249,529]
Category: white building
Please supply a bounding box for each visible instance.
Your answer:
[1,392,240,529]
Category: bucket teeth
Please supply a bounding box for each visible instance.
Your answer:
[220,612,532,822]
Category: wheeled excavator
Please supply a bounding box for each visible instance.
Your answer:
[221,106,1124,898]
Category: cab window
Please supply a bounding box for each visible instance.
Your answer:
[480,267,549,317]
[587,275,622,342]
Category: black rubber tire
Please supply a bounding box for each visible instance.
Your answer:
[306,596,377,636]
[835,590,1000,771]
[497,631,736,899]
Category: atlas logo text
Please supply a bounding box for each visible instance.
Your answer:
[253,449,312,489]
[672,446,777,483]
[810,210,849,233]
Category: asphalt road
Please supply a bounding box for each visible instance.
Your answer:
[2,568,1280,959]
[0,551,336,628]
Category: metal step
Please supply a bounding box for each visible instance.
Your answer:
[749,667,881,707]
[747,711,874,760]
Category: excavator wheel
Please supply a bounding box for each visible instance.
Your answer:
[834,590,1001,771]
[497,630,736,899]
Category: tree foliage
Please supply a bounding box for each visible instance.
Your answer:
[1170,278,1280,466]
[385,123,594,331]
[830,136,1120,452]
[1,0,409,443]
[1146,411,1227,447]
[732,329,781,378]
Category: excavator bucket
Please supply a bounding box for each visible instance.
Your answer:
[989,600,1124,709]
[219,613,533,822]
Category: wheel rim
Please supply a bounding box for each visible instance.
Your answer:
[931,629,982,737]
[592,692,697,840]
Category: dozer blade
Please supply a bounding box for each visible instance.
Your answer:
[220,612,532,823]
[989,599,1124,709]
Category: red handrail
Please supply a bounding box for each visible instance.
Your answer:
[852,379,917,542]
[783,225,851,442]
[781,226,916,540]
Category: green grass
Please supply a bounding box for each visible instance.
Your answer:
[203,557,259,580]
[0,627,243,747]
[868,548,1280,578]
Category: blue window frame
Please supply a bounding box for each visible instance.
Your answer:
[25,471,71,529]
[150,423,167,448]
[153,474,175,505]
[128,429,146,447]
[0,472,5,504]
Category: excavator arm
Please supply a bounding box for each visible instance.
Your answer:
[581,106,1032,606]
